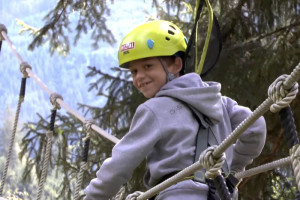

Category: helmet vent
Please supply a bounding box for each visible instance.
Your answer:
[169,25,176,30]
[165,37,170,41]
[168,30,175,35]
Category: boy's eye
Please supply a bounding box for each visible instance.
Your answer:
[130,69,137,75]
[144,64,152,69]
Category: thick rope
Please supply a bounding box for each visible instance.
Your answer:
[214,98,272,157]
[278,106,300,198]
[0,27,23,63]
[279,106,299,149]
[74,163,88,200]
[268,74,299,113]
[290,144,300,191]
[214,62,300,158]
[0,97,23,196]
[74,119,94,200]
[36,96,59,200]
[199,145,225,179]
[126,191,144,200]
[0,61,29,195]
[2,27,119,144]
[36,131,53,200]
[284,63,300,90]
[235,156,291,180]
[200,146,231,200]
[137,162,204,200]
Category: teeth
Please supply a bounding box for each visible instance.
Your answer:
[139,82,150,88]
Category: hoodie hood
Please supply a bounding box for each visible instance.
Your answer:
[156,73,223,125]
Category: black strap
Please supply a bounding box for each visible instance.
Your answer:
[206,179,221,200]
[225,173,239,193]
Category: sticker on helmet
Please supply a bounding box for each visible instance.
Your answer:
[120,42,135,52]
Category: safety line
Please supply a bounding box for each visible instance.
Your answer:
[0,29,120,144]
[235,156,291,180]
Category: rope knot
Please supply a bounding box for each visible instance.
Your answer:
[50,93,63,110]
[0,24,7,40]
[199,145,226,179]
[20,62,32,78]
[268,74,299,113]
[83,119,95,138]
[46,130,53,138]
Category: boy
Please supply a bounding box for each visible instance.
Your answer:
[84,20,266,199]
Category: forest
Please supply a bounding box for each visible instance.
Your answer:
[0,0,299,199]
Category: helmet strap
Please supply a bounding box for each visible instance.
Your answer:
[158,57,175,82]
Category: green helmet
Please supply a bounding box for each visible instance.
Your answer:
[118,20,187,68]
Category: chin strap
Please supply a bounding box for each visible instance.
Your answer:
[158,57,175,82]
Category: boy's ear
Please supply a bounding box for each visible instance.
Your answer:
[172,56,183,74]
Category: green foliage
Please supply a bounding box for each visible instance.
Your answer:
[22,0,116,55]
[5,189,29,200]
[19,112,83,199]
[17,0,300,199]
[0,107,71,199]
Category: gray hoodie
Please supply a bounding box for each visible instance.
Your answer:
[84,73,266,199]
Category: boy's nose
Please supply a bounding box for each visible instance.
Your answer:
[135,70,145,80]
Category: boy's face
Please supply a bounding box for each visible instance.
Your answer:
[129,57,180,98]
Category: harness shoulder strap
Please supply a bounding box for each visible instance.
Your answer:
[192,112,229,182]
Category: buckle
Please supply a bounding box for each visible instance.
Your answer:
[193,170,206,183]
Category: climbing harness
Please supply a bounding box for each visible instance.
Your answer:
[191,110,234,200]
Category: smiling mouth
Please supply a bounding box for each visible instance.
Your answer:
[138,81,151,89]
